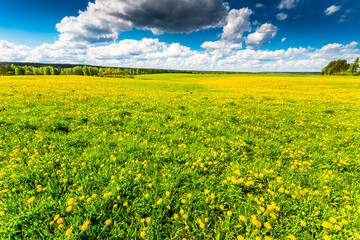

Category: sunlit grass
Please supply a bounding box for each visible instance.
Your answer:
[0,74,359,239]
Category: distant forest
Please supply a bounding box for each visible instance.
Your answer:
[322,58,360,76]
[0,63,199,77]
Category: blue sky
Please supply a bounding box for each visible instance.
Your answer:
[0,0,359,71]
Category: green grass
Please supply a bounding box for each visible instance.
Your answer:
[0,74,359,240]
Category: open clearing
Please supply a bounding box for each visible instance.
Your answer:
[0,74,359,239]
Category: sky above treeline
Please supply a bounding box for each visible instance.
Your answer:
[0,0,359,72]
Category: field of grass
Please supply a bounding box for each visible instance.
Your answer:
[0,74,359,239]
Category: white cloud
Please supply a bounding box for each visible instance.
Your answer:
[56,0,229,44]
[246,23,278,49]
[282,38,286,42]
[221,8,253,42]
[309,41,359,59]
[324,5,342,16]
[278,0,302,10]
[0,40,32,62]
[1,38,359,72]
[276,13,288,21]
[256,3,264,8]
[201,41,242,50]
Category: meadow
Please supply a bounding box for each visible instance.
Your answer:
[0,74,359,240]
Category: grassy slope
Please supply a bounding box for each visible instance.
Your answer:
[0,74,359,239]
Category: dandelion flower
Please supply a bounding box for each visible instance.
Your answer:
[300,220,306,227]
[65,229,72,237]
[105,219,111,225]
[140,231,146,238]
[81,221,90,231]
[123,202,128,207]
[66,206,73,212]
[28,197,35,203]
[227,211,233,217]
[157,198,163,205]
[57,218,64,224]
[67,198,75,205]
[237,236,244,240]
[264,222,272,230]
[146,217,151,223]
[166,191,170,196]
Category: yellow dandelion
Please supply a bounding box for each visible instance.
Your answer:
[157,198,163,205]
[240,215,247,222]
[27,197,35,203]
[300,220,306,227]
[322,221,332,229]
[211,193,216,199]
[289,235,296,240]
[123,202,128,207]
[329,217,337,223]
[146,217,151,223]
[174,214,179,219]
[323,236,331,240]
[264,222,272,230]
[58,224,64,229]
[140,231,146,238]
[145,193,149,198]
[81,220,90,231]
[227,210,233,217]
[166,191,170,196]
[67,198,74,205]
[204,189,210,194]
[220,205,224,211]
[105,219,111,225]
[0,211,4,216]
[237,236,244,240]
[252,219,261,228]
[57,218,64,224]
[66,206,73,212]
[65,229,72,237]
[187,193,192,198]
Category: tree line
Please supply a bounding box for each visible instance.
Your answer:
[0,64,185,77]
[322,58,360,76]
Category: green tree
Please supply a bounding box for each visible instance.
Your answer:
[322,59,350,75]
[349,57,359,76]
[15,67,22,75]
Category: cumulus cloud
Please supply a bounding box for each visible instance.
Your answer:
[256,3,264,8]
[0,40,32,62]
[56,0,229,43]
[201,41,242,50]
[309,41,359,59]
[282,38,286,42]
[246,23,278,49]
[276,13,288,21]
[278,0,302,10]
[1,38,359,72]
[221,8,253,42]
[324,5,342,16]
